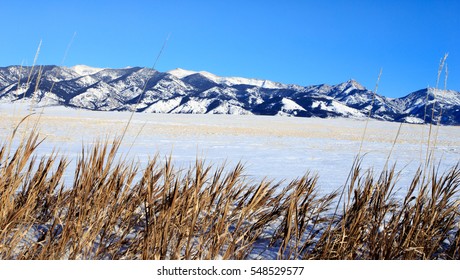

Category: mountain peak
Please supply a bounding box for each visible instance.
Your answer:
[70,65,104,76]
[345,79,365,90]
[167,68,198,79]
[334,79,366,92]
[426,87,460,104]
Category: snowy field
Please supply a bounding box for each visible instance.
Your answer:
[1,102,459,198]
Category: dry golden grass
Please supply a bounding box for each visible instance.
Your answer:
[0,122,459,260]
[310,158,460,260]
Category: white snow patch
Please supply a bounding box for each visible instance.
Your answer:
[167,68,198,79]
[70,65,105,76]
[168,68,285,89]
[431,88,460,105]
[170,98,212,114]
[311,100,365,117]
[329,100,364,116]
[281,98,306,111]
[311,101,321,109]
[403,116,424,124]
[144,97,182,113]
[207,101,252,115]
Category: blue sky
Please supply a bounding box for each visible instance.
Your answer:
[0,0,458,98]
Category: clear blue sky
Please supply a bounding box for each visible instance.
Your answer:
[0,0,458,98]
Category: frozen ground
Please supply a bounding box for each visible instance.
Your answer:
[1,102,459,198]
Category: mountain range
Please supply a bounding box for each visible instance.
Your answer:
[0,65,459,125]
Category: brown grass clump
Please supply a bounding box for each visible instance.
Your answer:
[310,159,460,260]
[0,126,459,260]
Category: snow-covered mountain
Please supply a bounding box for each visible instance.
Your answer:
[1,65,459,125]
[394,88,460,125]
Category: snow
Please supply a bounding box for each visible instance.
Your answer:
[403,116,424,124]
[1,103,459,261]
[70,65,104,76]
[167,68,198,79]
[206,101,253,115]
[281,98,306,111]
[170,98,212,114]
[335,79,366,92]
[401,88,460,114]
[1,102,458,199]
[143,97,182,113]
[432,88,460,105]
[168,68,284,89]
[311,101,321,109]
[69,82,116,109]
[75,75,99,86]
[329,100,364,116]
[32,90,64,106]
[311,99,365,117]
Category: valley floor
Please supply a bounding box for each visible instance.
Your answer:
[1,102,459,197]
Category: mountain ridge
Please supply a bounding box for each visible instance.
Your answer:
[0,65,459,125]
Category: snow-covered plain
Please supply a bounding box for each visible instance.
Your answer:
[1,102,459,198]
